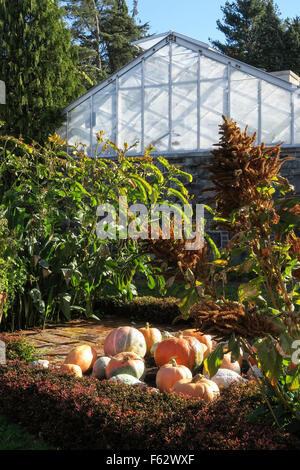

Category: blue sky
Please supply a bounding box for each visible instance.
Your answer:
[126,0,300,45]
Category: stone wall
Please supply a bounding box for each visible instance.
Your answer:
[166,146,300,204]
[164,146,300,248]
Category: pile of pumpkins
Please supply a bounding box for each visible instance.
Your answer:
[60,323,246,403]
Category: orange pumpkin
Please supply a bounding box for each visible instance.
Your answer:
[105,351,145,380]
[64,344,97,374]
[104,326,147,358]
[139,322,162,355]
[179,329,213,356]
[156,358,192,393]
[173,374,220,402]
[60,363,83,378]
[154,334,204,370]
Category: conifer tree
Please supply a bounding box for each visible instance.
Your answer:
[61,0,148,87]
[211,0,285,71]
[0,0,84,143]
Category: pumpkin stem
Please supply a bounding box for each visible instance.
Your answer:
[191,373,204,383]
[169,357,178,367]
[177,331,183,338]
[145,322,150,329]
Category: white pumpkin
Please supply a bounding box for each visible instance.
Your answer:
[92,356,111,379]
[109,374,146,386]
[209,369,246,389]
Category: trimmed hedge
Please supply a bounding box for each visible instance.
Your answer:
[0,361,299,450]
[94,295,189,325]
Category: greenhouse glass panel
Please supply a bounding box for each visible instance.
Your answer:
[119,63,142,153]
[68,98,91,151]
[144,45,170,151]
[200,56,227,148]
[261,81,291,144]
[92,83,116,155]
[172,82,197,150]
[172,43,198,83]
[144,85,169,150]
[144,45,169,86]
[294,92,300,144]
[230,69,259,139]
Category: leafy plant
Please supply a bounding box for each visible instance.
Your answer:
[0,131,194,330]
[167,115,300,428]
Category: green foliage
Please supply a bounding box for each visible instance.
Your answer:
[0,0,85,143]
[211,0,300,76]
[5,337,40,364]
[60,0,149,88]
[0,132,193,331]
[0,414,54,450]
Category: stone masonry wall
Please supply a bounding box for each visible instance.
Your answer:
[163,146,300,248]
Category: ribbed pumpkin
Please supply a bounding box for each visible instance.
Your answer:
[139,323,162,355]
[92,356,111,379]
[173,374,220,402]
[154,334,204,370]
[156,358,192,393]
[179,329,213,356]
[60,363,83,378]
[105,351,145,379]
[64,344,97,374]
[104,326,147,358]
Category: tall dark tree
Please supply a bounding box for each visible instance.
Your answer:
[101,0,148,73]
[0,0,84,143]
[283,17,300,77]
[211,0,286,72]
[61,0,149,88]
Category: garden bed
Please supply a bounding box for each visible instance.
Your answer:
[0,361,299,451]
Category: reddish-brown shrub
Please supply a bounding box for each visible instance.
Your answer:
[0,361,299,450]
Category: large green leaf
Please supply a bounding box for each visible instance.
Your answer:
[254,337,283,383]
[204,343,225,377]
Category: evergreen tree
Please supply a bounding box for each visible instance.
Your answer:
[0,0,85,143]
[61,0,149,88]
[101,0,148,73]
[283,17,300,76]
[61,0,109,86]
[211,0,286,71]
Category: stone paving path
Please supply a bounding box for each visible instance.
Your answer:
[4,317,179,368]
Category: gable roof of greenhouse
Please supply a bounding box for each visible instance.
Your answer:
[61,31,300,156]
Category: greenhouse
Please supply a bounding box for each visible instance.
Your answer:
[59,31,300,157]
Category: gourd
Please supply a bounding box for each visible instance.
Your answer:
[139,323,162,356]
[104,326,147,358]
[156,358,192,393]
[92,356,111,379]
[64,344,97,374]
[109,374,145,386]
[154,334,204,371]
[173,374,220,402]
[179,329,213,357]
[105,351,145,379]
[60,363,83,378]
[209,369,245,389]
